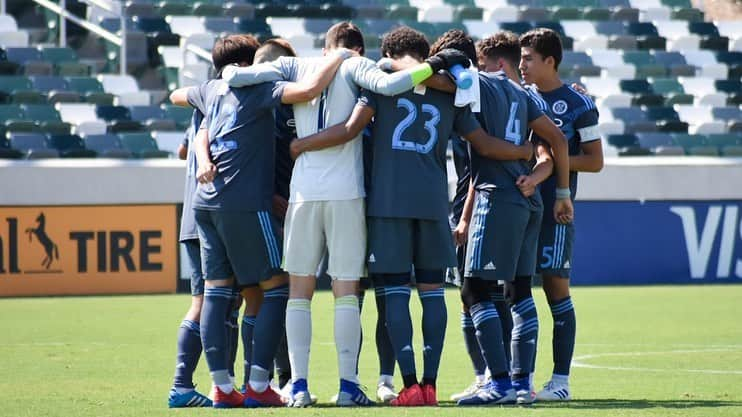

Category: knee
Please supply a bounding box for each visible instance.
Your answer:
[510,276,533,305]
[461,277,491,308]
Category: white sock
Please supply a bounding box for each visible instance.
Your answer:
[211,370,232,393]
[334,295,361,384]
[475,374,487,384]
[286,298,312,382]
[379,374,394,386]
[552,373,569,386]
[249,365,270,393]
[174,387,194,394]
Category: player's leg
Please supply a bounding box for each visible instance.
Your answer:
[536,223,575,401]
[491,282,513,372]
[509,207,543,404]
[457,192,519,406]
[240,286,262,389]
[225,289,241,387]
[414,218,457,405]
[195,210,244,408]
[372,278,398,403]
[274,333,292,390]
[326,198,374,406]
[283,201,324,406]
[168,239,212,408]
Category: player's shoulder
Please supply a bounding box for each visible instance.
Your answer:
[523,83,549,112]
[560,83,596,112]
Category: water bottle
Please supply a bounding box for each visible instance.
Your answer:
[450,64,473,90]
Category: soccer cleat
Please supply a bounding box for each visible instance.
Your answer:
[336,380,376,407]
[283,381,318,406]
[456,382,516,406]
[376,381,398,403]
[168,388,213,408]
[212,386,245,408]
[535,380,571,402]
[243,384,286,408]
[289,390,315,408]
[390,384,426,407]
[449,378,487,401]
[516,389,535,405]
[421,384,438,406]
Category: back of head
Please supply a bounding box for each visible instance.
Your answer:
[430,29,477,63]
[519,28,563,70]
[255,38,297,64]
[381,26,429,61]
[325,22,365,56]
[212,34,261,75]
[477,31,521,69]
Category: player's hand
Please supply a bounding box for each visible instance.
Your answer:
[377,57,394,71]
[196,161,216,184]
[519,140,534,161]
[335,47,359,60]
[453,220,469,246]
[289,139,303,160]
[516,175,537,197]
[554,198,574,224]
[426,49,471,73]
[272,194,289,220]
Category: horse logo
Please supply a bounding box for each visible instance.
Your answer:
[25,212,59,269]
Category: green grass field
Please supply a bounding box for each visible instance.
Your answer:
[1,286,741,417]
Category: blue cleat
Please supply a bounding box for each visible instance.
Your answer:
[168,388,213,408]
[456,381,516,406]
[336,379,376,407]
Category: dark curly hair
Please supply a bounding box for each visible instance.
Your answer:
[520,28,563,70]
[429,29,477,63]
[381,26,430,61]
[477,31,521,68]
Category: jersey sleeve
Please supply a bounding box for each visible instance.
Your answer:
[357,89,378,112]
[348,57,416,97]
[575,108,601,143]
[187,83,207,114]
[525,92,545,123]
[222,57,298,87]
[453,105,481,137]
[265,81,287,109]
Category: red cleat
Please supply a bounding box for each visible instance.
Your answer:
[421,384,438,406]
[390,384,426,407]
[212,386,245,408]
[244,384,287,408]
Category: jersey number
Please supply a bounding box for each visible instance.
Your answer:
[505,101,522,145]
[391,98,440,154]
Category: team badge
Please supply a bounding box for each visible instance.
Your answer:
[552,100,568,115]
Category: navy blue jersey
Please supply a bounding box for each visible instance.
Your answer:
[471,71,544,211]
[274,104,295,200]
[449,134,470,225]
[179,110,203,242]
[193,80,285,211]
[534,83,600,220]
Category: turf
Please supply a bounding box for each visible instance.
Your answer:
[1,285,740,417]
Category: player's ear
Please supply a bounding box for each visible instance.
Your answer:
[545,56,555,70]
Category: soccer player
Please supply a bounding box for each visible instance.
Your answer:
[429,31,573,406]
[166,114,212,409]
[174,34,354,408]
[519,28,604,402]
[222,22,470,407]
[289,26,535,407]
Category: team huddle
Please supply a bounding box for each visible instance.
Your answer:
[166,22,603,409]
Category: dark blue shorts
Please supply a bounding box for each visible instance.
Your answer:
[195,209,285,288]
[182,239,204,296]
[536,221,574,278]
[464,191,543,281]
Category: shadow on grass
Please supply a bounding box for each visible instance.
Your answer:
[529,399,742,410]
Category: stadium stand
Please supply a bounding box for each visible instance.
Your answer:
[0,0,739,159]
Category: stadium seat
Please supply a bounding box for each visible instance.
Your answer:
[152,131,184,156]
[607,133,639,148]
[98,75,150,106]
[0,135,23,159]
[582,8,611,21]
[21,104,71,135]
[612,107,657,132]
[618,145,652,156]
[224,2,256,18]
[119,132,170,158]
[7,132,59,159]
[82,133,132,158]
[653,145,685,156]
[611,7,639,22]
[683,50,727,79]
[47,134,97,158]
[711,107,742,123]
[720,145,742,156]
[192,2,223,17]
[636,132,673,149]
[483,7,519,23]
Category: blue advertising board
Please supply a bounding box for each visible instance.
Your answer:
[572,201,742,285]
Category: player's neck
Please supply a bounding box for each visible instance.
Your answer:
[504,67,519,83]
[535,74,562,92]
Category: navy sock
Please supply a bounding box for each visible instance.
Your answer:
[241,315,256,385]
[384,285,416,381]
[375,286,396,376]
[461,311,487,376]
[226,293,240,379]
[491,288,513,371]
[251,285,288,372]
[201,286,233,378]
[511,297,539,381]
[274,333,291,388]
[356,290,365,375]
[173,319,202,389]
[419,287,447,381]
[550,296,576,376]
[470,301,508,377]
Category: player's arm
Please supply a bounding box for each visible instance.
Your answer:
[193,125,216,184]
[454,179,476,245]
[290,103,375,158]
[177,138,188,160]
[169,87,193,107]
[462,127,533,161]
[516,141,553,197]
[570,110,603,172]
[378,56,456,93]
[221,58,292,87]
[352,49,469,96]
[529,115,573,223]
[279,49,356,104]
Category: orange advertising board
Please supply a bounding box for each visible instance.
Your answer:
[0,205,177,297]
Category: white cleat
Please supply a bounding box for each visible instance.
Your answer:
[450,378,487,401]
[535,380,571,402]
[516,389,535,405]
[282,383,318,406]
[376,381,398,403]
[288,391,314,408]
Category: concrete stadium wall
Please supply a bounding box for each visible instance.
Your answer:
[1,156,741,295]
